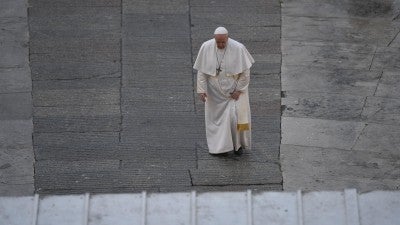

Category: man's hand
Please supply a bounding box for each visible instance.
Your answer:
[199,93,207,102]
[230,90,241,100]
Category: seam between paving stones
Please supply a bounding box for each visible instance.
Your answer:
[372,70,384,97]
[278,0,284,189]
[387,29,400,47]
[119,0,123,143]
[188,0,197,114]
[26,2,38,193]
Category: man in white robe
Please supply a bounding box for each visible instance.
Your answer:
[194,27,254,155]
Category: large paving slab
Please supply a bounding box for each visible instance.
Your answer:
[28,0,282,193]
[0,0,34,196]
[28,0,123,193]
[281,0,400,191]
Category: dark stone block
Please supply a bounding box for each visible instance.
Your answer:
[123,14,190,38]
[33,132,120,160]
[33,88,120,106]
[33,78,120,90]
[33,116,121,132]
[28,7,121,30]
[31,62,121,80]
[190,161,282,186]
[29,0,121,7]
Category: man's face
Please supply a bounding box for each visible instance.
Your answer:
[214,34,228,49]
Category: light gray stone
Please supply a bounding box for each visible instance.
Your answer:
[282,40,375,69]
[282,1,350,18]
[283,16,397,46]
[282,65,381,96]
[0,148,33,177]
[0,17,28,44]
[353,123,400,155]
[0,183,34,196]
[0,45,28,67]
[281,117,365,150]
[374,70,400,99]
[281,144,400,192]
[282,91,365,121]
[0,67,31,93]
[0,120,32,149]
[359,191,400,225]
[371,47,400,70]
[0,0,27,17]
[361,96,400,126]
[0,146,34,196]
[0,92,32,120]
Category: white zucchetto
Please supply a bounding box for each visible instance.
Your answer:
[214,27,228,35]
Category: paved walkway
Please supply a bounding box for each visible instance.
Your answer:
[26,0,282,194]
[0,0,33,195]
[281,0,400,191]
[2,0,400,196]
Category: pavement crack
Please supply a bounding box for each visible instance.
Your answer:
[188,169,194,186]
[372,70,384,96]
[359,96,368,120]
[387,29,400,47]
[368,46,378,71]
[350,123,368,151]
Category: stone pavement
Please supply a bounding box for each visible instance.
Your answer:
[2,0,400,196]
[24,0,282,194]
[281,0,400,191]
[0,0,34,195]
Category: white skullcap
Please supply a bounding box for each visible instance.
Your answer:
[214,27,228,35]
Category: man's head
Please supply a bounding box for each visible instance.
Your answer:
[214,27,229,49]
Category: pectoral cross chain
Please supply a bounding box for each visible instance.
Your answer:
[216,66,222,75]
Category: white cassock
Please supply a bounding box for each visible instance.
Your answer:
[194,38,255,154]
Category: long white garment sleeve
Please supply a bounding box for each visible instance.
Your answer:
[236,69,250,91]
[197,71,208,93]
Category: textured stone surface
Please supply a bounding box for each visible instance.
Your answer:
[282,117,366,150]
[282,66,381,96]
[0,93,32,120]
[0,67,32,93]
[29,0,282,193]
[281,144,400,191]
[0,0,33,196]
[281,0,400,191]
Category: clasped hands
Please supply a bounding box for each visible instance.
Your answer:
[199,91,241,102]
